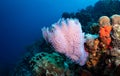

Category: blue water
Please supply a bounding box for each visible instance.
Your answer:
[0,0,98,73]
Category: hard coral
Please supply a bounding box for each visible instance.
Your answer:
[111,14,120,25]
[99,16,110,27]
[111,14,120,40]
[85,38,100,68]
[111,14,120,66]
[85,38,99,56]
[29,52,69,76]
[112,24,120,40]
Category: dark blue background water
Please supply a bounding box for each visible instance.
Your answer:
[0,0,98,71]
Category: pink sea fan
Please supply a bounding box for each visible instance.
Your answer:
[41,18,88,66]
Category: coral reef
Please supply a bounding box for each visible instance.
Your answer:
[29,52,69,76]
[13,50,92,76]
[13,14,120,76]
[12,0,120,75]
[84,15,117,76]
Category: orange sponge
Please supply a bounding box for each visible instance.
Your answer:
[99,25,112,46]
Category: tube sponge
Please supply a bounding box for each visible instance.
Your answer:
[42,18,88,66]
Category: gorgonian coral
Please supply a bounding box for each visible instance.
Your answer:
[42,19,88,66]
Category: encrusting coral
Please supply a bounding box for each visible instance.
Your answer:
[29,52,92,76]
[29,52,69,76]
[85,38,101,67]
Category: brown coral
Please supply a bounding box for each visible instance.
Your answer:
[85,39,99,56]
[111,14,120,40]
[99,16,111,27]
[29,52,68,76]
[85,39,100,68]
[111,14,120,66]
[94,39,99,52]
[86,53,101,68]
[111,14,120,25]
[112,24,120,40]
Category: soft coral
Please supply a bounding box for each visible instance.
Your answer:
[42,19,88,66]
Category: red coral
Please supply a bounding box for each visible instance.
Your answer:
[99,25,112,47]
